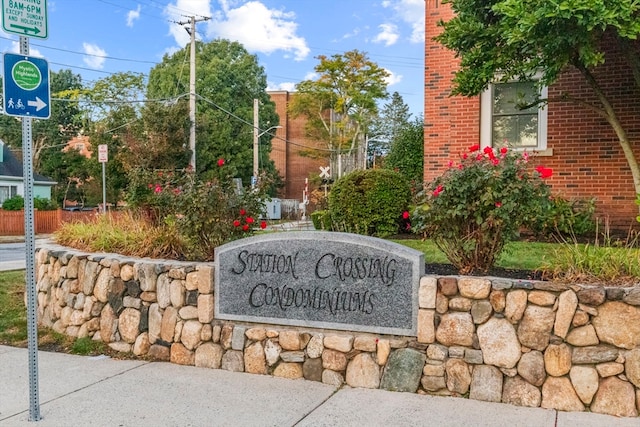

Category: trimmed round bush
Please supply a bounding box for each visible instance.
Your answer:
[328,169,411,237]
[2,195,24,210]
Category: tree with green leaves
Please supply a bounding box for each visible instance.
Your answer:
[435,0,640,200]
[83,72,147,206]
[0,69,85,203]
[146,39,279,185]
[289,50,389,178]
[368,91,411,162]
[385,115,424,186]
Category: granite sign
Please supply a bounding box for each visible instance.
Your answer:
[214,232,424,335]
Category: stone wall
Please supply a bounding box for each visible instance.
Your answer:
[35,246,640,418]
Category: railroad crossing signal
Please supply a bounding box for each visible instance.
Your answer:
[319,166,331,179]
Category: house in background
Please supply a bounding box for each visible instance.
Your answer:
[0,140,56,205]
[63,135,92,158]
[424,0,640,228]
[268,91,328,201]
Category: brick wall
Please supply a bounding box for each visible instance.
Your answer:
[424,0,640,229]
[268,91,328,201]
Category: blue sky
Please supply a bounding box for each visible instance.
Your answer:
[0,0,425,116]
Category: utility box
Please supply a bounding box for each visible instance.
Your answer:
[263,198,282,220]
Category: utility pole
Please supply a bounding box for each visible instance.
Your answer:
[177,15,210,172]
[253,98,259,186]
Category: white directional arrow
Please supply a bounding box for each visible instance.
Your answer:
[28,97,47,111]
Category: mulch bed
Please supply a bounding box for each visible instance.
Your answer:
[425,263,545,281]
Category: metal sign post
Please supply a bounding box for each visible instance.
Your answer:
[98,144,108,213]
[2,0,49,419]
[17,35,40,422]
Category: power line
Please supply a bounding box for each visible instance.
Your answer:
[194,93,333,153]
[0,35,159,66]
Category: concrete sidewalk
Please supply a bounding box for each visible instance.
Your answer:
[1,345,637,427]
[0,261,25,271]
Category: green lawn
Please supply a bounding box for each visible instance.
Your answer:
[390,239,559,271]
[0,271,112,354]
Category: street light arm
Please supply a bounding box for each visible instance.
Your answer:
[258,125,282,138]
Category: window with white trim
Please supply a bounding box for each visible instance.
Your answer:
[0,185,17,205]
[481,79,547,150]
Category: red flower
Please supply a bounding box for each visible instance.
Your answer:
[233,220,241,227]
[402,211,410,219]
[469,144,480,152]
[217,158,225,167]
[260,221,267,229]
[491,158,500,166]
[239,209,246,216]
[484,146,496,160]
[461,153,468,160]
[242,224,249,231]
[433,185,444,197]
[495,202,502,208]
[447,160,454,168]
[147,184,153,189]
[246,217,254,224]
[173,188,181,195]
[500,147,508,155]
[154,185,162,194]
[535,166,553,179]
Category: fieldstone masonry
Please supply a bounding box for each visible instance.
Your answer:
[34,243,640,419]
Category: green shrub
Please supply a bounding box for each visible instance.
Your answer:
[411,145,552,274]
[329,169,411,237]
[311,210,332,230]
[123,163,269,261]
[1,195,57,211]
[528,196,596,237]
[34,197,58,211]
[2,195,23,210]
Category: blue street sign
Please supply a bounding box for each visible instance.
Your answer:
[3,52,50,119]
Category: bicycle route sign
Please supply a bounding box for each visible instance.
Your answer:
[3,52,50,119]
[2,0,48,39]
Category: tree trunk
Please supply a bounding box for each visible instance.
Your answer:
[578,64,640,211]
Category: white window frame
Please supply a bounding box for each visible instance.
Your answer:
[480,76,548,153]
[0,185,17,204]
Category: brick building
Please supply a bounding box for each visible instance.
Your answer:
[268,91,329,201]
[424,0,640,228]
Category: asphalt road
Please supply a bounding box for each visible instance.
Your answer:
[0,242,25,264]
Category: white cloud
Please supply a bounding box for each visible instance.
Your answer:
[10,41,42,57]
[127,5,141,27]
[304,72,318,81]
[164,0,214,47]
[383,0,425,43]
[384,69,402,86]
[209,1,310,61]
[82,43,107,69]
[341,27,361,40]
[267,81,296,92]
[373,23,399,46]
